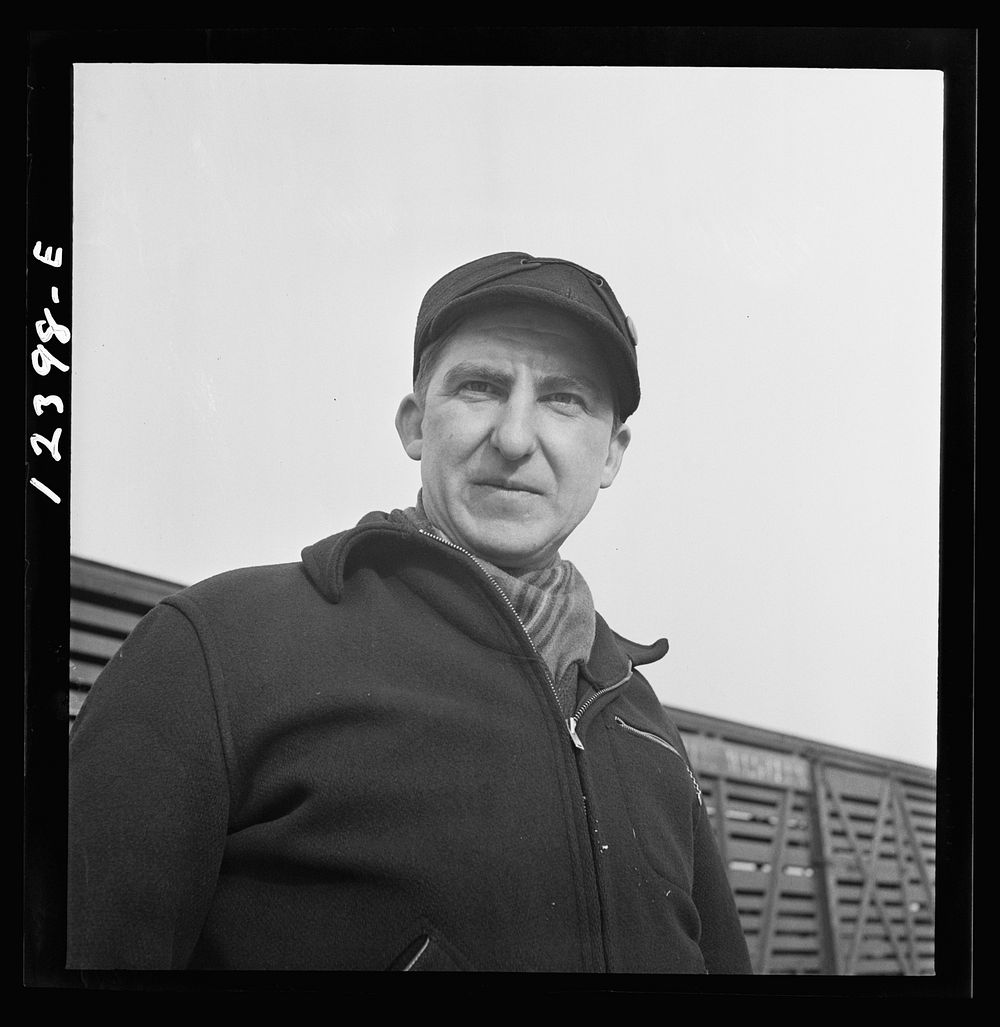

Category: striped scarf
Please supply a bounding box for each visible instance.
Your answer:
[397,496,596,714]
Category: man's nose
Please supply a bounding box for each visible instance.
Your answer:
[489,397,538,461]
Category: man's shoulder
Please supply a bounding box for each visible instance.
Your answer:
[178,559,307,597]
[165,511,402,608]
[161,560,321,630]
[157,511,418,624]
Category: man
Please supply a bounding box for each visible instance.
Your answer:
[67,252,752,974]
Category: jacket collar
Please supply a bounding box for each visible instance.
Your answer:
[301,511,669,679]
[300,510,413,604]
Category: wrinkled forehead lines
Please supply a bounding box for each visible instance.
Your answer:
[430,304,614,396]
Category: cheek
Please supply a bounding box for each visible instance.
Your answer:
[431,410,491,458]
[558,437,612,490]
[422,417,475,473]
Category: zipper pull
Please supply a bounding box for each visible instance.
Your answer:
[566,716,585,750]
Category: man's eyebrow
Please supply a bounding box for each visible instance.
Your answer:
[439,362,513,390]
[536,372,602,397]
[439,363,605,399]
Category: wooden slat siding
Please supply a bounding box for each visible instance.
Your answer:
[769,934,823,954]
[711,791,823,971]
[705,778,810,807]
[816,762,936,976]
[813,756,844,974]
[672,706,932,782]
[684,728,829,974]
[894,782,937,905]
[70,628,126,662]
[70,557,184,612]
[771,916,821,935]
[735,890,819,915]
[732,872,817,899]
[69,658,104,687]
[755,787,793,973]
[69,690,86,719]
[66,555,937,975]
[892,804,919,975]
[725,837,810,869]
[902,792,937,820]
[821,780,882,973]
[728,819,811,848]
[70,598,145,636]
[69,556,185,727]
[771,956,822,974]
[675,717,935,976]
[846,779,907,973]
[887,780,934,977]
[849,933,934,959]
[827,865,936,893]
[713,775,731,872]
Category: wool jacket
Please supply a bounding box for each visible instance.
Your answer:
[67,512,752,974]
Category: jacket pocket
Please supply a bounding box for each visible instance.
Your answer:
[613,716,703,807]
[388,930,471,971]
[608,713,703,896]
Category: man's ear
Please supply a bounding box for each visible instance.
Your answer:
[395,393,425,461]
[600,422,631,489]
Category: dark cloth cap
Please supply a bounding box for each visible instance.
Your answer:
[413,252,640,419]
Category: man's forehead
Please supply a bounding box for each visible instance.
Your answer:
[435,305,614,383]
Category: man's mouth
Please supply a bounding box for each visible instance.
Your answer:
[476,479,543,495]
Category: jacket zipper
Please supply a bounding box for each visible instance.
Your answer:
[418,530,565,708]
[418,529,628,749]
[566,662,633,750]
[419,527,620,973]
[613,715,703,806]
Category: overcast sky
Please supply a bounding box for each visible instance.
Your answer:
[70,64,944,768]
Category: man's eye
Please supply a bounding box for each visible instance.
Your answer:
[547,392,584,408]
[461,380,497,394]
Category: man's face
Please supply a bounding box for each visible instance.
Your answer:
[396,303,631,571]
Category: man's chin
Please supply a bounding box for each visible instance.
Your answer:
[456,524,557,572]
